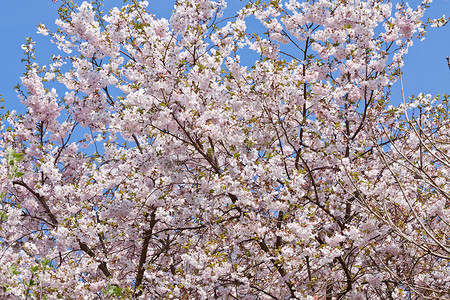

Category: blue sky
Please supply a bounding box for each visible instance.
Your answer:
[0,0,449,113]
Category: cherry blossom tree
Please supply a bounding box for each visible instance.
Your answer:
[0,0,448,298]
[351,90,450,299]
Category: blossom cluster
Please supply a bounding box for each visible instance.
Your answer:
[0,0,448,299]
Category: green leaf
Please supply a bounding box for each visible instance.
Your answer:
[41,258,51,267]
[8,264,19,276]
[28,279,36,287]
[13,152,24,161]
[102,284,123,297]
[15,172,25,178]
[0,211,8,222]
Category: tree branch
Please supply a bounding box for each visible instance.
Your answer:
[13,180,58,226]
[135,209,158,295]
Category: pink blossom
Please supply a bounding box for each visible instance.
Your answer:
[0,0,448,299]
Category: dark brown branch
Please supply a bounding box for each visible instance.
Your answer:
[54,122,78,165]
[275,211,283,249]
[258,239,297,299]
[78,241,111,277]
[132,134,143,154]
[13,180,58,226]
[305,256,313,290]
[171,113,221,174]
[336,255,353,299]
[152,224,206,235]
[250,284,280,300]
[325,283,333,300]
[135,209,158,295]
[351,90,374,141]
[103,87,115,106]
